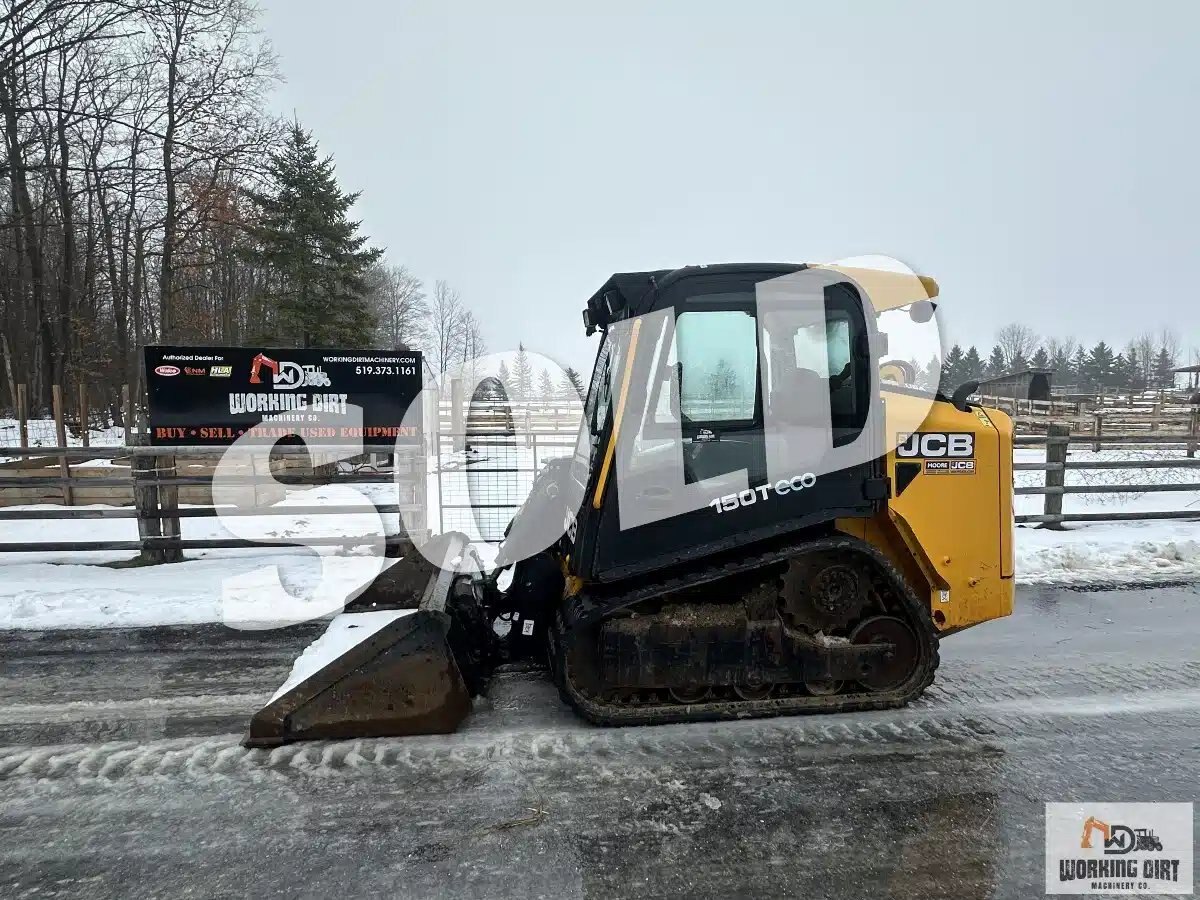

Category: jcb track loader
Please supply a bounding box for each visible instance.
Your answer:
[244,263,1014,747]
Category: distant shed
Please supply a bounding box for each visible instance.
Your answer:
[1174,364,1200,391]
[976,368,1054,402]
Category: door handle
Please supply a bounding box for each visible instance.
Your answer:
[637,486,672,508]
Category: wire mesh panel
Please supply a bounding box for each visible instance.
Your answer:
[436,432,576,542]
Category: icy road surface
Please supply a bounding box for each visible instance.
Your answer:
[0,584,1197,899]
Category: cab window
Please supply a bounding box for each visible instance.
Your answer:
[675,309,758,423]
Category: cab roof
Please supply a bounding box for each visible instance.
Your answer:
[583,262,937,334]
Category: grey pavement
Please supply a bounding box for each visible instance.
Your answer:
[0,583,1197,899]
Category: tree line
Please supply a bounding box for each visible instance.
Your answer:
[494,345,583,401]
[1,0,485,421]
[919,324,1195,395]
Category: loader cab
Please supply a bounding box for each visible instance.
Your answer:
[568,264,887,585]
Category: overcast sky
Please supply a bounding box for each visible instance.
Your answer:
[259,0,1199,373]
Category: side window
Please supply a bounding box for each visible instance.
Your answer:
[792,315,853,382]
[766,307,863,431]
[674,309,758,423]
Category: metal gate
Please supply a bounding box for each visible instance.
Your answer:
[435,399,578,542]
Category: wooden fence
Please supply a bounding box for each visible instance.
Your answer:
[977,392,1200,442]
[0,381,125,449]
[3,390,1199,563]
[1013,426,1200,527]
[0,443,427,562]
[438,394,584,437]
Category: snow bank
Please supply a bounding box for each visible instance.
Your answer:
[0,554,391,630]
[1016,520,1200,584]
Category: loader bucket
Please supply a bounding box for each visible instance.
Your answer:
[243,533,475,748]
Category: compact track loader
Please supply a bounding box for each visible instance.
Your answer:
[244,263,1015,747]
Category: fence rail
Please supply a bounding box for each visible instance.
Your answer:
[3,418,1199,562]
[0,442,426,561]
[1012,428,1199,526]
[978,392,1200,444]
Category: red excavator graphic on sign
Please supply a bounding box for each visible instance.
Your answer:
[249,352,330,389]
[249,352,278,384]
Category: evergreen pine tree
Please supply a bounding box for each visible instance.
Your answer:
[986,345,1006,378]
[1071,346,1090,389]
[560,366,584,400]
[1124,346,1143,392]
[512,344,533,400]
[537,369,555,399]
[245,123,382,346]
[922,355,943,392]
[1086,341,1116,389]
[942,345,966,390]
[1112,353,1131,391]
[1153,346,1176,390]
[1049,344,1073,378]
[497,359,511,389]
[962,346,984,381]
[1030,347,1050,370]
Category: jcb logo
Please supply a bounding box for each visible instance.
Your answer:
[896,432,974,459]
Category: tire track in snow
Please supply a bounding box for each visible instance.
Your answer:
[3,675,1197,784]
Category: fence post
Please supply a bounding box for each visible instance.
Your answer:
[1188,406,1199,459]
[450,377,464,452]
[1092,412,1103,453]
[1042,424,1069,530]
[121,383,133,446]
[131,442,165,564]
[157,452,183,563]
[17,383,28,448]
[410,446,428,546]
[78,382,90,447]
[52,385,74,506]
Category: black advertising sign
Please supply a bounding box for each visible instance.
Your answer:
[143,346,423,446]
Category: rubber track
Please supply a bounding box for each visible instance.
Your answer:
[551,534,941,727]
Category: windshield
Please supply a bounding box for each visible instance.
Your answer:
[583,335,613,435]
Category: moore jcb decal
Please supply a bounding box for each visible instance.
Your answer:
[923,459,976,475]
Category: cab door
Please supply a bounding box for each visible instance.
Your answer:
[579,272,884,584]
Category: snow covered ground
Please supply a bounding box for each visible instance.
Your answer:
[0,444,1196,629]
[1016,520,1200,584]
[1012,445,1200,583]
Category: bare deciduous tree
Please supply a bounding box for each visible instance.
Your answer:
[1130,332,1157,388]
[995,323,1039,370]
[142,0,279,340]
[0,2,495,419]
[366,263,427,350]
[428,279,464,376]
